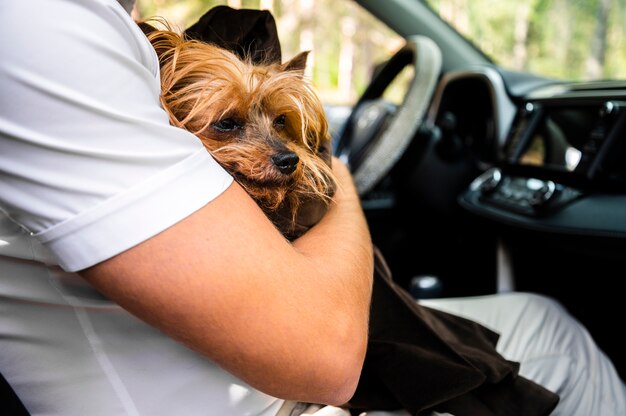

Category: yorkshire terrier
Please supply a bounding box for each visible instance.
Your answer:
[141,24,336,240]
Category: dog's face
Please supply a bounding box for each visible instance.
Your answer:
[146,28,336,238]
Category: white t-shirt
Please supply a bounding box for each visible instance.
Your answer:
[0,1,284,414]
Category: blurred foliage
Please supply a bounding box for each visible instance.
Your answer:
[135,0,626,106]
[134,0,403,105]
[426,0,626,81]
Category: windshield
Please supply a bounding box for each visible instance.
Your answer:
[424,0,626,82]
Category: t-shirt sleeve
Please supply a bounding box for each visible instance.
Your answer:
[0,0,234,272]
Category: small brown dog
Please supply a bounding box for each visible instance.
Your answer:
[142,25,336,240]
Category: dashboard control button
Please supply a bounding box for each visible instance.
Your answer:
[472,171,570,215]
[529,180,556,207]
[470,168,502,195]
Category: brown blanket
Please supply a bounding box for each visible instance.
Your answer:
[347,249,558,415]
[181,6,559,415]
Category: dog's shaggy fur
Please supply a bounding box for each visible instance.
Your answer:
[143,25,336,239]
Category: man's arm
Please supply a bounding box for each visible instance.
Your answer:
[80,157,374,406]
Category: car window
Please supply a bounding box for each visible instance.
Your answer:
[134,0,404,107]
[423,0,626,82]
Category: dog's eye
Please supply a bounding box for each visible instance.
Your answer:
[212,118,242,132]
[274,114,286,127]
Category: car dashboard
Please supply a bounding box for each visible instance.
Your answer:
[423,66,626,378]
[460,80,626,238]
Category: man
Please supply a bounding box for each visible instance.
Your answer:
[0,0,372,413]
[1,1,624,415]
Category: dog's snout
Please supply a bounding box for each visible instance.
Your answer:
[272,151,300,175]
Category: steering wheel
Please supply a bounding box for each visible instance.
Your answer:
[334,36,442,195]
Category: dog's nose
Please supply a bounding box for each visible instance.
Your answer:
[272,151,300,175]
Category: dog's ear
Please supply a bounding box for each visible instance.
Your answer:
[282,51,309,74]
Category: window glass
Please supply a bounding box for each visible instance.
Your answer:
[424,0,626,82]
[134,0,404,105]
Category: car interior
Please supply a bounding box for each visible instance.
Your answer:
[346,0,626,383]
[3,0,625,411]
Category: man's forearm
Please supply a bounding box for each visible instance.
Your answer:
[294,158,374,319]
[291,157,374,403]
[80,160,374,405]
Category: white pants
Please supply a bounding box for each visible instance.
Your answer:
[287,292,626,416]
[419,292,626,416]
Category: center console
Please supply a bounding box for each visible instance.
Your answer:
[460,90,626,238]
[454,82,626,381]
